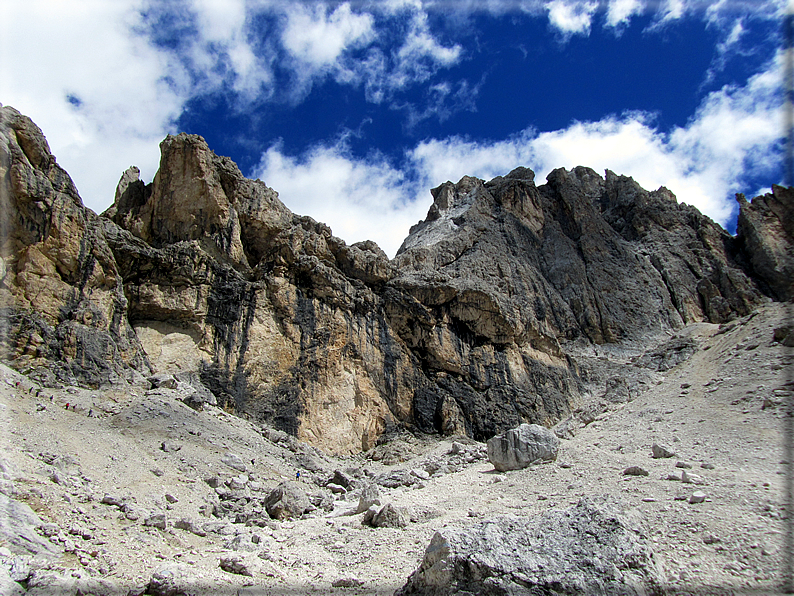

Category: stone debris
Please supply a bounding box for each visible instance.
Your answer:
[651,443,676,458]
[689,491,707,504]
[681,470,704,484]
[332,577,365,588]
[623,466,649,476]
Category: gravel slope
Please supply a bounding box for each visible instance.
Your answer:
[0,302,791,595]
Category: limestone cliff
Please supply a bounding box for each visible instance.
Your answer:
[0,107,149,387]
[0,106,787,454]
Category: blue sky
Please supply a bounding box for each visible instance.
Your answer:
[1,0,785,256]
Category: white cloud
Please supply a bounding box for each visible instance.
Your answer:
[605,0,645,28]
[421,57,781,229]
[545,0,598,35]
[344,7,463,101]
[0,0,185,211]
[0,0,782,257]
[255,142,429,257]
[257,54,781,258]
[282,3,374,68]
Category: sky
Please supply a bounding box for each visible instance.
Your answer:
[0,0,785,257]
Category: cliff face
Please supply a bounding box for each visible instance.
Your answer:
[0,107,149,387]
[0,106,785,454]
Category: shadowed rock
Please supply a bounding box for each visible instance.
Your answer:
[396,496,661,596]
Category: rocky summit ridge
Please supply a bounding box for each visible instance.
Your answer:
[1,105,792,456]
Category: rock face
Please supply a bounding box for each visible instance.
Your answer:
[736,186,794,301]
[1,106,789,454]
[486,423,559,471]
[0,106,149,387]
[396,496,661,595]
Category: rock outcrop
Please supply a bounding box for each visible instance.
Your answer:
[736,186,794,301]
[1,106,789,454]
[396,496,661,595]
[0,106,149,387]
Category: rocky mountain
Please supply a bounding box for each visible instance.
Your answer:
[1,105,791,455]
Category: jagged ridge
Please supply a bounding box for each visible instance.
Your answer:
[1,105,791,454]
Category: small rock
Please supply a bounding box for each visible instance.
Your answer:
[675,461,692,469]
[144,513,167,530]
[651,443,675,459]
[101,494,124,507]
[689,491,707,504]
[327,483,347,494]
[160,441,181,453]
[164,493,178,504]
[703,534,720,544]
[149,374,178,389]
[8,556,31,582]
[204,476,222,488]
[362,504,379,526]
[681,471,703,485]
[219,554,252,576]
[123,505,140,521]
[146,562,192,596]
[623,466,649,476]
[332,577,365,588]
[227,475,248,490]
[221,453,247,472]
[328,470,354,489]
[173,518,206,537]
[701,463,715,470]
[665,470,683,481]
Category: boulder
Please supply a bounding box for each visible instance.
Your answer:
[145,562,196,596]
[264,481,311,520]
[0,493,61,558]
[486,424,559,471]
[356,484,382,514]
[371,503,408,529]
[221,453,247,472]
[396,496,661,595]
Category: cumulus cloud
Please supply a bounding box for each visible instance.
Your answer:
[0,0,464,214]
[411,59,780,227]
[1,0,782,257]
[258,54,781,256]
[0,0,185,210]
[545,0,599,36]
[282,3,374,68]
[605,0,645,28]
[255,141,429,257]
